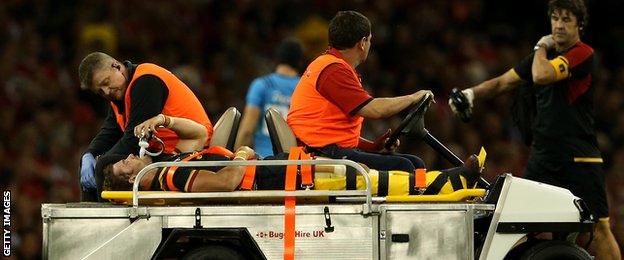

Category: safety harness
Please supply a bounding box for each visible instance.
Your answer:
[164,146,235,191]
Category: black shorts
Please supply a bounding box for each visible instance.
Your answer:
[523,158,609,219]
[255,153,289,190]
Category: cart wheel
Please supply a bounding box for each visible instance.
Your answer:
[182,245,246,260]
[518,240,591,260]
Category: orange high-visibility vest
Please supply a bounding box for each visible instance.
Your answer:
[287,55,364,148]
[110,63,213,153]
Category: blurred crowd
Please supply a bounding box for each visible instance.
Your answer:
[1,0,623,258]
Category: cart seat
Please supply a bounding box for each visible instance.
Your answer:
[209,107,241,151]
[265,107,298,154]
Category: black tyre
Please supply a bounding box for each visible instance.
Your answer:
[181,245,246,260]
[504,239,542,260]
[520,240,591,260]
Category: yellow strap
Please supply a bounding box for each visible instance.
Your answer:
[549,55,570,80]
[573,157,603,163]
[477,147,487,170]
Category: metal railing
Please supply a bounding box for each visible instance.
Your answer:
[130,159,372,217]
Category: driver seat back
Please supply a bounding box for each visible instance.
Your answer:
[265,107,298,154]
[209,107,241,151]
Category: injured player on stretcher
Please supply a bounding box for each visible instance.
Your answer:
[95,114,482,196]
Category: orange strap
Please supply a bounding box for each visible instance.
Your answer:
[284,196,296,259]
[166,146,233,191]
[204,145,234,158]
[415,168,427,190]
[240,165,256,190]
[283,147,302,260]
[298,148,313,189]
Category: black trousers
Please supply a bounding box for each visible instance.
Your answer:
[313,144,425,173]
[523,157,608,219]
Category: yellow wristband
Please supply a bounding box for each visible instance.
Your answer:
[159,114,168,127]
[234,151,248,160]
[167,116,174,128]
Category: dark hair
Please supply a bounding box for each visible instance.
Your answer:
[276,38,305,71]
[548,0,588,32]
[96,154,133,191]
[78,52,114,91]
[328,11,371,50]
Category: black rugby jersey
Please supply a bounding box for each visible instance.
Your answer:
[513,41,601,162]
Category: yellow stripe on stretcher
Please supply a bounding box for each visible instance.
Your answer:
[573,157,603,163]
[101,191,177,205]
[385,189,486,202]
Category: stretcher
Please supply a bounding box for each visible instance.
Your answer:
[42,158,593,259]
[99,156,487,206]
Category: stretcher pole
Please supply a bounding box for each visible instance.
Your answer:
[421,129,490,189]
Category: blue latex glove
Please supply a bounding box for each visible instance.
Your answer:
[80,153,97,190]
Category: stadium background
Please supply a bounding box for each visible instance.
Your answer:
[1,0,623,258]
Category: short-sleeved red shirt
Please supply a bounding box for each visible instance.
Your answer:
[317,49,373,115]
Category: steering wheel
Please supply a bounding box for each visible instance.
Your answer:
[384,93,433,150]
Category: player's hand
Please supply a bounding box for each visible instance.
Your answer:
[134,114,167,138]
[448,88,474,121]
[80,153,97,190]
[235,146,256,160]
[534,35,555,51]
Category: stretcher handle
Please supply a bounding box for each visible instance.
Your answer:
[130,159,373,214]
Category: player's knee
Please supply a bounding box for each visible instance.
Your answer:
[399,154,425,169]
[390,157,416,172]
[410,156,425,169]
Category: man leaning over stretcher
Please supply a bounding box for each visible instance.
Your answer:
[96,114,482,195]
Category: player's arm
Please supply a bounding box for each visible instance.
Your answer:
[106,76,168,155]
[187,147,255,192]
[531,47,570,85]
[449,69,524,117]
[235,105,261,149]
[134,114,208,152]
[531,34,575,85]
[235,78,266,149]
[472,69,524,101]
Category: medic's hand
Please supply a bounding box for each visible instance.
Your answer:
[412,90,435,104]
[534,35,555,51]
[448,88,474,122]
[134,114,167,138]
[80,153,97,190]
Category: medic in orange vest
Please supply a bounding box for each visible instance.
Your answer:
[77,52,212,201]
[287,11,432,174]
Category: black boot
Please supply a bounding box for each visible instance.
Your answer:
[460,154,481,188]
